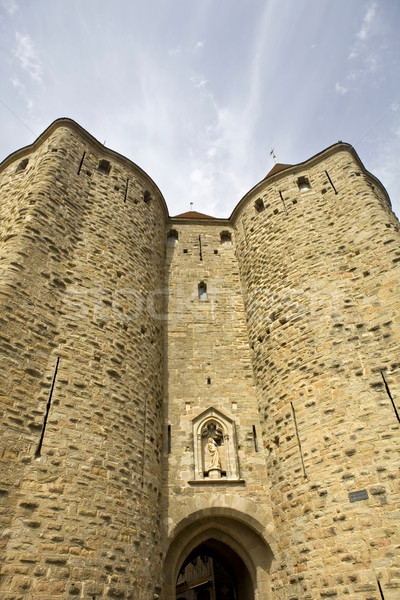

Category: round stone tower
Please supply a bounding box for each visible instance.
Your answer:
[232,144,400,599]
[0,120,167,599]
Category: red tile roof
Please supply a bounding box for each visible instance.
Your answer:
[264,163,292,179]
[173,210,215,219]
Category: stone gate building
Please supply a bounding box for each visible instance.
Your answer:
[0,118,399,600]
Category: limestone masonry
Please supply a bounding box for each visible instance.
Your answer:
[0,118,399,600]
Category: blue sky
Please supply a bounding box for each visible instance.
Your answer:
[0,0,399,217]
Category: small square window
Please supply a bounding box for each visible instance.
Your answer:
[198,282,207,300]
[16,158,29,173]
[220,231,232,245]
[255,198,264,213]
[167,230,178,245]
[98,159,111,175]
[297,176,311,191]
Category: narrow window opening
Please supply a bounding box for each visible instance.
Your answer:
[77,152,86,175]
[214,249,218,255]
[35,357,60,458]
[16,158,29,173]
[207,377,211,385]
[198,281,207,300]
[183,249,188,254]
[242,221,248,244]
[124,178,129,203]
[252,425,258,452]
[291,401,307,478]
[143,190,151,204]
[381,371,400,423]
[98,159,111,175]
[198,235,203,261]
[255,198,264,213]
[325,170,338,195]
[220,231,232,245]
[279,191,288,215]
[377,580,385,600]
[167,425,171,454]
[141,397,148,488]
[297,176,311,191]
[167,229,179,245]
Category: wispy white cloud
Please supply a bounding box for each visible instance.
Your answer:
[0,0,18,15]
[335,82,348,95]
[206,147,217,158]
[346,51,379,83]
[356,1,378,40]
[189,166,214,198]
[178,2,285,214]
[368,133,400,218]
[190,76,207,88]
[345,1,381,91]
[14,32,42,82]
[10,76,23,93]
[365,53,378,71]
[168,46,181,56]
[348,2,378,61]
[0,1,397,219]
[10,76,33,110]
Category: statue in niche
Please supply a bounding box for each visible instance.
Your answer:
[193,409,240,481]
[207,438,221,470]
[201,421,224,478]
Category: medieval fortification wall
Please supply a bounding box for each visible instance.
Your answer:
[233,148,400,599]
[0,121,167,599]
[0,119,399,600]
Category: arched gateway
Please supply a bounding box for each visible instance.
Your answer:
[163,508,274,600]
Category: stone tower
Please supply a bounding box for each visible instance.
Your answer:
[0,119,399,600]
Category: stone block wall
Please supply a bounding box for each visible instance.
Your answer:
[1,122,399,600]
[163,218,273,496]
[0,121,167,600]
[162,219,274,587]
[233,146,400,600]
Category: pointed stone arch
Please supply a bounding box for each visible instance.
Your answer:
[163,501,275,600]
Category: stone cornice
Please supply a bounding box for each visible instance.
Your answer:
[0,117,169,219]
[1,121,391,223]
[229,142,392,223]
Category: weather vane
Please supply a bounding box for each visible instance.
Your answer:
[270,148,278,164]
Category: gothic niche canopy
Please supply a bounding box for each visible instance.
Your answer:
[192,407,240,481]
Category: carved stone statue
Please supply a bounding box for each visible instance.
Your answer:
[207,438,221,471]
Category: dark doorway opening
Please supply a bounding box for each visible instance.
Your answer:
[175,539,253,600]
